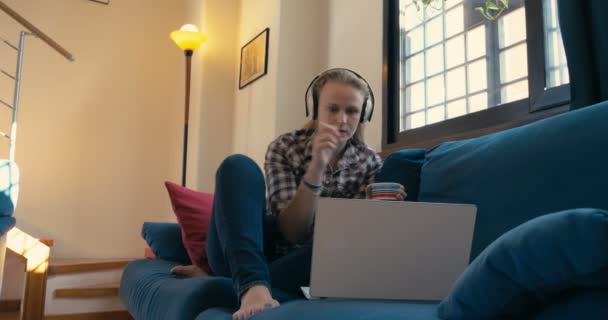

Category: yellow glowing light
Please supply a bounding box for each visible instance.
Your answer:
[170,24,206,51]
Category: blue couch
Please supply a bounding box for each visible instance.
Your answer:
[0,160,18,295]
[120,101,608,319]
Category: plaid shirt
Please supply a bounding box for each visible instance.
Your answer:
[264,129,383,256]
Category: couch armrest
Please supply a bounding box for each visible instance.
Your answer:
[141,222,191,265]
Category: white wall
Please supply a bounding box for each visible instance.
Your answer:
[0,0,188,259]
[192,0,239,192]
[275,0,329,136]
[327,0,384,151]
[232,0,281,165]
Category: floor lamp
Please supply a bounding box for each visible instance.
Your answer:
[170,24,206,186]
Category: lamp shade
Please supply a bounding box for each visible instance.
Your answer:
[170,24,206,51]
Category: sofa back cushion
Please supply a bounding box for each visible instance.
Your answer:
[141,222,191,265]
[375,149,426,201]
[419,101,608,260]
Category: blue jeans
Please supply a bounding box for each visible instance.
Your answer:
[206,154,312,302]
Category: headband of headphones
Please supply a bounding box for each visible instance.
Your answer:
[304,68,375,123]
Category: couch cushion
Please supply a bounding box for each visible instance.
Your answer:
[0,216,15,237]
[196,299,440,320]
[375,149,426,201]
[534,290,608,320]
[119,259,237,320]
[437,208,608,320]
[419,101,608,260]
[141,222,191,265]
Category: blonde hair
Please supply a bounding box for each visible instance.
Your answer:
[304,69,371,144]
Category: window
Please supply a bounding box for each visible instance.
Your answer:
[542,0,568,88]
[383,0,570,150]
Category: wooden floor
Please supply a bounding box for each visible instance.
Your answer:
[0,312,18,320]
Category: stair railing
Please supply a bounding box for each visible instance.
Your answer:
[0,1,74,162]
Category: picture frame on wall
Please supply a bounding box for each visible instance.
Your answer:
[239,28,269,89]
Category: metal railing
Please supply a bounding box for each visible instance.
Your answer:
[0,1,74,162]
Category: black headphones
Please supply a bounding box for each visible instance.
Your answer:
[304,68,375,123]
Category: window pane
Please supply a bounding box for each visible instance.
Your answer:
[467,25,486,61]
[469,92,488,113]
[425,2,443,19]
[543,0,559,29]
[501,80,528,104]
[445,35,465,68]
[467,59,487,93]
[446,0,463,10]
[426,74,445,106]
[405,53,424,84]
[445,5,464,38]
[548,70,559,86]
[400,89,405,115]
[447,98,467,119]
[426,44,444,76]
[499,44,528,83]
[405,82,425,113]
[426,16,444,46]
[405,111,425,130]
[427,105,445,124]
[446,67,466,100]
[543,0,569,88]
[405,27,424,55]
[401,2,421,32]
[498,7,527,48]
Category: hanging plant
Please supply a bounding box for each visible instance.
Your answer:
[475,0,510,20]
[413,0,510,20]
[412,0,447,12]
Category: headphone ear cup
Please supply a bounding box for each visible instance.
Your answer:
[305,89,313,118]
[305,76,318,119]
[365,98,374,122]
[360,97,373,123]
[312,94,319,120]
[360,100,367,123]
[365,91,375,122]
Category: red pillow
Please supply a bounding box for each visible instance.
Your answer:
[164,181,214,274]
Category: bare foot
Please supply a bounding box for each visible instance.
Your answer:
[170,265,208,278]
[232,285,279,320]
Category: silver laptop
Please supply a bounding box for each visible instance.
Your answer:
[309,198,476,301]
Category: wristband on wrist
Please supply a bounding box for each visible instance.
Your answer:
[302,179,322,195]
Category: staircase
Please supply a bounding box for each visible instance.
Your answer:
[0,228,133,319]
[44,259,132,319]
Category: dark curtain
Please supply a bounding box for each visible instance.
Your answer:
[558,0,608,110]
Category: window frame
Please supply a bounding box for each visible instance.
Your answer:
[382,0,570,154]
